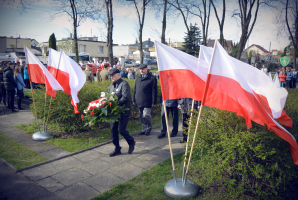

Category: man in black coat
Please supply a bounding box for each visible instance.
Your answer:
[132,64,157,136]
[108,68,135,157]
[3,63,18,112]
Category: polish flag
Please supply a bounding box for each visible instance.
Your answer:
[155,41,209,101]
[24,46,63,97]
[199,45,292,127]
[268,72,273,81]
[48,48,86,113]
[273,73,280,87]
[201,40,298,164]
[15,55,19,63]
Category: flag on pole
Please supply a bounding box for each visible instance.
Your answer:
[155,41,208,101]
[48,48,86,113]
[15,55,19,63]
[199,45,292,127]
[268,72,272,81]
[24,46,63,97]
[273,73,280,87]
[201,40,298,165]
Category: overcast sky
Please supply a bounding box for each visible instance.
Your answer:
[0,0,290,51]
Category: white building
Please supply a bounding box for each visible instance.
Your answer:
[113,45,138,57]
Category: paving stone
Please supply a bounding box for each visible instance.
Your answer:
[49,157,83,172]
[83,171,124,193]
[107,162,143,180]
[51,168,92,186]
[36,177,65,193]
[135,140,160,151]
[40,148,71,159]
[8,135,29,142]
[99,154,133,166]
[35,193,65,200]
[0,173,31,193]
[76,159,112,175]
[21,164,59,181]
[93,144,115,155]
[73,150,104,162]
[128,157,159,170]
[54,182,98,200]
[147,148,171,161]
[29,144,58,153]
[0,182,49,200]
[18,138,43,147]
[0,162,15,175]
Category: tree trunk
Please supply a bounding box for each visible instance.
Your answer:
[106,0,113,65]
[237,33,247,60]
[74,17,79,63]
[294,47,296,70]
[161,0,167,44]
[139,27,143,64]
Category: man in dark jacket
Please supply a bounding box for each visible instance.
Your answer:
[132,64,157,136]
[158,94,179,139]
[178,98,201,143]
[3,63,18,112]
[108,68,135,157]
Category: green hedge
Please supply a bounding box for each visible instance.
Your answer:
[188,89,298,199]
[30,79,161,133]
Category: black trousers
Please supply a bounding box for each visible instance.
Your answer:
[7,89,15,110]
[24,79,30,89]
[286,80,292,88]
[182,113,190,141]
[161,106,179,135]
[110,115,135,151]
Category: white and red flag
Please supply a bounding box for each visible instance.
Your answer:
[15,55,19,63]
[24,46,63,98]
[155,41,208,101]
[201,40,298,164]
[48,48,86,113]
[199,45,292,127]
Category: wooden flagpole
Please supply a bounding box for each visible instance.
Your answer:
[155,40,176,182]
[25,46,40,132]
[184,40,218,184]
[46,49,63,127]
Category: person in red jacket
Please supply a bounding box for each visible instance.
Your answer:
[278,67,287,88]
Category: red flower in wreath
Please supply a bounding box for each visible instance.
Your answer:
[90,111,95,116]
[89,106,94,111]
[81,114,84,119]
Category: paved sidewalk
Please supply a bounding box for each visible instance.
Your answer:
[0,110,185,200]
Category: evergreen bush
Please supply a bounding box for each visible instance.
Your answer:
[30,79,161,134]
[188,89,298,199]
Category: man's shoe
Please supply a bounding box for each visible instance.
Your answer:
[145,130,151,136]
[138,131,145,135]
[128,141,135,154]
[18,107,25,110]
[109,150,121,157]
[170,132,177,137]
[157,133,166,139]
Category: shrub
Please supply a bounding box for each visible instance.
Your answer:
[188,89,298,199]
[30,79,161,134]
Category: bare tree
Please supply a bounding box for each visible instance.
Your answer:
[105,0,114,64]
[168,0,191,33]
[275,0,298,69]
[51,0,98,63]
[233,0,262,60]
[130,0,151,64]
[210,0,226,47]
[185,0,211,45]
[1,0,36,13]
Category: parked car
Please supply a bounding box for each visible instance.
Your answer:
[135,60,140,65]
[124,59,135,67]
[135,59,157,65]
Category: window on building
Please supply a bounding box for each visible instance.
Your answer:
[98,46,104,53]
[79,45,86,53]
[257,49,259,52]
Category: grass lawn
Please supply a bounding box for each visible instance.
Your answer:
[0,133,48,169]
[16,112,169,152]
[92,152,218,200]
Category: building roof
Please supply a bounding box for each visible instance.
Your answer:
[245,44,269,53]
[207,39,233,48]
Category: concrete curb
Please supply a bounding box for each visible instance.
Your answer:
[0,157,17,172]
[16,124,163,173]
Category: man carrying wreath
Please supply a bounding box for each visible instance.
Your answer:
[108,68,135,157]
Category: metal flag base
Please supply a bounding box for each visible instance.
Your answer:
[32,130,52,141]
[164,178,199,199]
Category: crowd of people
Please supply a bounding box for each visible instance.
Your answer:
[0,61,27,112]
[251,62,297,89]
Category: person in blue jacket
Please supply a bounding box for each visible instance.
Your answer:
[23,65,30,89]
[286,67,293,89]
[120,67,128,79]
